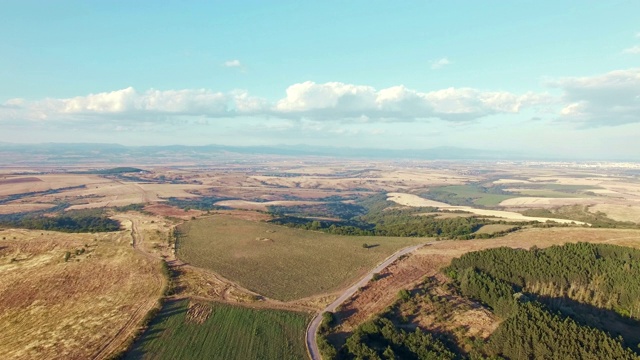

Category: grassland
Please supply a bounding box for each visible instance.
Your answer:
[473,224,517,234]
[503,183,599,198]
[126,300,310,360]
[424,184,516,207]
[0,228,164,360]
[508,189,585,198]
[522,205,639,228]
[589,204,640,224]
[176,216,425,301]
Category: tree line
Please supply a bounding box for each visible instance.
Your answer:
[0,208,120,233]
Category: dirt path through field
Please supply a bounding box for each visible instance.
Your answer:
[335,227,640,336]
[305,243,427,360]
[89,218,164,360]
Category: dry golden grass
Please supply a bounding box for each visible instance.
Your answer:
[0,175,106,196]
[387,192,450,207]
[0,203,55,214]
[589,204,640,223]
[249,169,471,192]
[388,192,588,224]
[0,228,164,360]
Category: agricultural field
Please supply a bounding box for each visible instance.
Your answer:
[126,300,310,360]
[588,204,640,224]
[387,192,588,224]
[423,184,517,207]
[473,223,517,235]
[176,216,425,301]
[0,228,165,360]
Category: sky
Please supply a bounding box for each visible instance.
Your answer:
[1,1,639,160]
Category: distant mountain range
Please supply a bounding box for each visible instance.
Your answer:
[0,142,630,164]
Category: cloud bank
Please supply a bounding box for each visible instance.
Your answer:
[2,83,550,124]
[2,68,638,127]
[551,68,640,126]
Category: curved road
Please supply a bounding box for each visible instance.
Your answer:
[305,242,429,360]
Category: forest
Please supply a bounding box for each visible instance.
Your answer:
[322,243,640,360]
[268,196,524,239]
[0,208,120,233]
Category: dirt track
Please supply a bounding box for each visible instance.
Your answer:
[89,218,164,360]
[305,243,427,360]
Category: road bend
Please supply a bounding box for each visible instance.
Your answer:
[305,242,429,360]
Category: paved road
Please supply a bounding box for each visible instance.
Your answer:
[305,243,429,360]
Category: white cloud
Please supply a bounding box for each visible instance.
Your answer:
[1,82,552,125]
[52,87,230,116]
[232,90,269,113]
[550,68,640,126]
[623,45,640,54]
[3,98,26,107]
[223,59,242,67]
[275,81,377,114]
[274,81,549,121]
[430,57,451,70]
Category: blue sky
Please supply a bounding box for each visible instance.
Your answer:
[1,1,639,159]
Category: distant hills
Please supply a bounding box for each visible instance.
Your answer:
[0,142,629,164]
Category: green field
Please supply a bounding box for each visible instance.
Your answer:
[506,184,599,198]
[509,189,586,198]
[126,300,310,360]
[424,185,516,207]
[473,224,518,234]
[177,216,425,300]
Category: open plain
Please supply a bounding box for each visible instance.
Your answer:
[1,158,640,359]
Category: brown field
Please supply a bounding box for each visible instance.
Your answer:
[588,204,640,223]
[143,204,205,219]
[0,228,165,360]
[0,203,55,214]
[250,169,472,192]
[0,175,107,197]
[0,176,43,185]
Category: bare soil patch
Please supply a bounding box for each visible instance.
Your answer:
[185,301,213,324]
